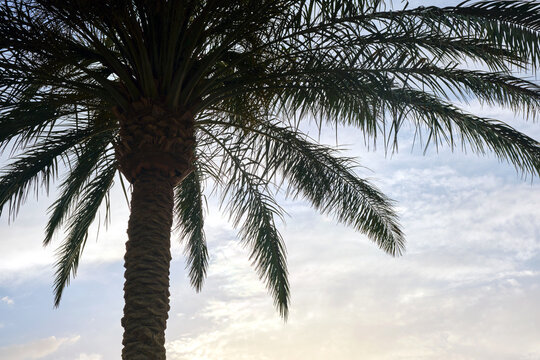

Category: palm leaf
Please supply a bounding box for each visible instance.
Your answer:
[202,128,290,318]
[0,128,97,219]
[200,119,405,255]
[53,160,116,306]
[174,164,208,292]
[44,133,114,245]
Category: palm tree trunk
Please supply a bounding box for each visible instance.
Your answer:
[121,171,174,360]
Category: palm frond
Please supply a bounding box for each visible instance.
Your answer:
[214,61,540,177]
[53,160,116,306]
[390,88,540,176]
[455,0,540,30]
[201,128,290,318]
[174,164,208,292]
[262,123,404,256]
[0,128,97,219]
[44,134,114,245]
[200,118,405,256]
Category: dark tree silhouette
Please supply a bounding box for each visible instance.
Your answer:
[1,0,539,358]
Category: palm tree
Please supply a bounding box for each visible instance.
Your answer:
[0,0,539,358]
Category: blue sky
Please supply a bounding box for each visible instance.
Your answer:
[1,2,540,360]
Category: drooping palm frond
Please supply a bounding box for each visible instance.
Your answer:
[0,128,98,218]
[53,159,116,306]
[199,117,405,256]
[174,163,208,292]
[44,132,114,246]
[377,87,540,176]
[0,73,113,151]
[200,128,290,318]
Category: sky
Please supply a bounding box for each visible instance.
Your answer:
[1,3,540,360]
[1,102,538,360]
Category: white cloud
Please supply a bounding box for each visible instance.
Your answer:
[75,354,102,360]
[0,336,80,360]
[1,296,14,305]
[0,214,56,284]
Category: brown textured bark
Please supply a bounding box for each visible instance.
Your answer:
[121,171,174,360]
[117,98,195,358]
[114,99,195,184]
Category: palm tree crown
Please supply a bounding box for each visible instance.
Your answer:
[1,0,539,358]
